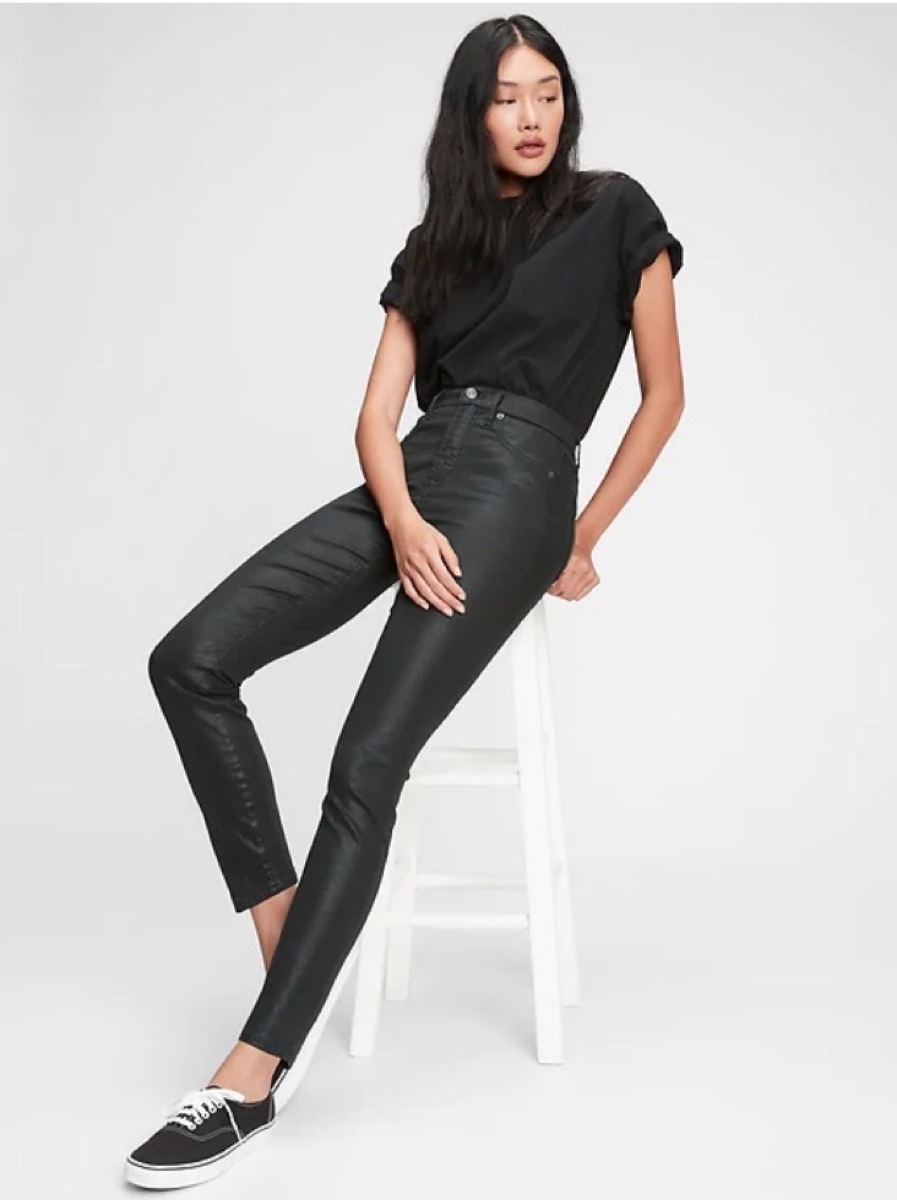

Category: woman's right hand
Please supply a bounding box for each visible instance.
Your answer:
[387,506,467,616]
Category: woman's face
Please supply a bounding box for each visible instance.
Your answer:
[484,43,564,196]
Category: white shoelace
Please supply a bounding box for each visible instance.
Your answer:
[163,1086,246,1140]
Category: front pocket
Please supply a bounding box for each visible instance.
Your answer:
[491,413,578,483]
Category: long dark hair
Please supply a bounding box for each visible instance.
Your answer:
[396,13,622,328]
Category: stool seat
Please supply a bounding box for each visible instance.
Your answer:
[349,595,580,1064]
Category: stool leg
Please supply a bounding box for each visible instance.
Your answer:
[512,611,564,1064]
[385,785,422,1000]
[348,839,397,1056]
[533,601,581,1007]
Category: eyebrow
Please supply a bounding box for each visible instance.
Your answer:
[496,74,560,87]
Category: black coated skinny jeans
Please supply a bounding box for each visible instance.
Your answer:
[147,384,580,1068]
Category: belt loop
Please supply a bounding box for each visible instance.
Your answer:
[481,388,502,428]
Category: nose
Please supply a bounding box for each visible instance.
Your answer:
[520,107,540,131]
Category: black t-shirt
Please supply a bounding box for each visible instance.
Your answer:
[378,172,684,443]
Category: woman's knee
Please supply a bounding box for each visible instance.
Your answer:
[147,627,184,694]
[147,620,231,698]
[324,739,408,843]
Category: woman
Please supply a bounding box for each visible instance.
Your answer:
[124,13,684,1190]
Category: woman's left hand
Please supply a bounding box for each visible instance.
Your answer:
[546,534,601,601]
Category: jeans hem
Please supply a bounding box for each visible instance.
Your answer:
[232,873,298,914]
[239,1025,296,1069]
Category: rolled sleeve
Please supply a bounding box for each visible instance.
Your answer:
[617,176,683,323]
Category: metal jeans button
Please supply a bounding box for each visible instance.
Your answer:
[465,386,477,399]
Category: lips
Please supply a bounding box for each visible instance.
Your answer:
[516,140,545,149]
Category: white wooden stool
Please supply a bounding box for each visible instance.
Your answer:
[349,595,580,1064]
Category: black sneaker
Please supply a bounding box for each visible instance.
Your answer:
[271,1055,305,1112]
[270,1058,288,1094]
[124,1084,275,1189]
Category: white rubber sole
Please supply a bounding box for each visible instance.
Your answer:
[123,1119,274,1190]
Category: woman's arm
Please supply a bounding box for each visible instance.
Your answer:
[549,250,685,600]
[355,307,467,617]
[355,306,419,531]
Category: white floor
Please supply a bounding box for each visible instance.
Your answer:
[4,859,895,1200]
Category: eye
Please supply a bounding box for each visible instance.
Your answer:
[495,96,559,106]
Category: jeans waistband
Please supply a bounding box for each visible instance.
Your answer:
[429,385,581,465]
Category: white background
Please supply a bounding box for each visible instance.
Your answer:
[3,4,895,1197]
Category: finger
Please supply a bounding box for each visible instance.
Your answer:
[553,566,577,593]
[400,573,430,610]
[436,535,465,593]
[408,564,457,616]
[430,547,466,607]
[417,554,464,614]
